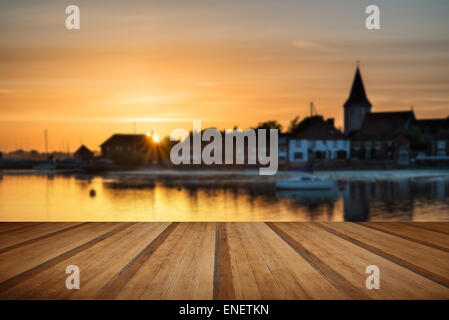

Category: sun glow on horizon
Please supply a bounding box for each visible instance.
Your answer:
[1,1,449,152]
[146,132,160,143]
[152,133,160,143]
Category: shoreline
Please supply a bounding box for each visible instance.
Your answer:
[2,168,449,180]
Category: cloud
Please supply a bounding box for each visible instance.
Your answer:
[292,40,341,53]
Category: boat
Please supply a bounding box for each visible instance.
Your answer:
[33,129,56,171]
[276,175,336,190]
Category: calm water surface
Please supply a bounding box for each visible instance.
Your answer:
[1,171,449,221]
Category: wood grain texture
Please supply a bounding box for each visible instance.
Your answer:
[275,223,449,299]
[0,223,43,235]
[0,223,124,284]
[360,222,449,252]
[0,222,448,300]
[230,223,347,299]
[114,223,216,300]
[98,223,177,299]
[318,223,449,289]
[0,223,86,253]
[0,223,169,299]
[267,222,369,299]
[408,222,449,235]
[213,223,235,299]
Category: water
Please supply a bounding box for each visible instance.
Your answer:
[1,170,449,221]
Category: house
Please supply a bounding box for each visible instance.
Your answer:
[430,133,449,158]
[278,135,288,164]
[414,118,449,159]
[414,131,449,160]
[350,111,416,161]
[74,145,94,162]
[288,117,350,163]
[100,134,158,165]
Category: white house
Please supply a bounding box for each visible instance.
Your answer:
[282,117,349,163]
[278,136,288,163]
[288,138,350,163]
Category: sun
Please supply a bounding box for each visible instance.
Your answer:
[147,132,160,143]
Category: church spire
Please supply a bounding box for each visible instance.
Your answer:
[344,64,372,108]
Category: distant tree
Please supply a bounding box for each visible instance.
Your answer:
[287,116,300,134]
[256,120,282,131]
[287,115,325,134]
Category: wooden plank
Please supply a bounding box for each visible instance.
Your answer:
[408,222,449,235]
[228,223,347,299]
[268,223,369,299]
[0,223,170,299]
[318,222,449,289]
[0,223,86,253]
[360,222,449,252]
[98,223,178,299]
[0,223,43,235]
[163,223,216,299]
[0,222,448,300]
[213,223,235,299]
[0,223,122,284]
[114,223,216,300]
[226,223,262,299]
[274,223,449,299]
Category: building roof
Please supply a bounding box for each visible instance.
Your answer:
[414,118,449,134]
[74,145,93,156]
[290,118,345,140]
[344,66,372,109]
[100,134,149,148]
[352,111,416,141]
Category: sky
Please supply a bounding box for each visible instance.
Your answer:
[1,0,449,152]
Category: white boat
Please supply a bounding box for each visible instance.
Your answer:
[276,175,336,190]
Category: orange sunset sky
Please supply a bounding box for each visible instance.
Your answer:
[1,0,449,152]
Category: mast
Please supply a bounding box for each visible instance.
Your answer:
[310,101,317,116]
[44,130,48,155]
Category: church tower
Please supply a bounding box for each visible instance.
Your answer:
[344,65,372,135]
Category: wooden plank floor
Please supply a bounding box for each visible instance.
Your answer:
[0,222,448,300]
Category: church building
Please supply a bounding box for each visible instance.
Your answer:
[343,65,372,136]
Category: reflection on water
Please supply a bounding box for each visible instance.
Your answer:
[342,178,449,221]
[0,172,449,221]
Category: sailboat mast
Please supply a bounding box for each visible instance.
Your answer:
[310,101,318,116]
[44,130,48,155]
